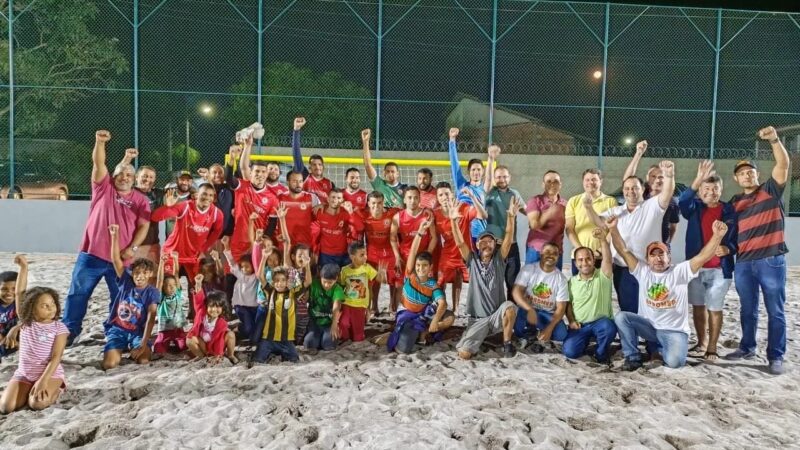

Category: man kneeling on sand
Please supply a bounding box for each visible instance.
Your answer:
[607,214,728,370]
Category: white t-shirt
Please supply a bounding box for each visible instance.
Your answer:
[514,264,569,313]
[604,196,665,266]
[631,261,698,334]
[201,316,217,342]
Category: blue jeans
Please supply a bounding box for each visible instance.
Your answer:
[319,253,351,268]
[505,243,521,300]
[562,317,617,362]
[304,322,335,351]
[734,254,786,361]
[63,252,120,340]
[612,264,639,314]
[514,308,568,342]
[253,340,299,363]
[525,247,563,268]
[234,305,258,340]
[614,311,688,368]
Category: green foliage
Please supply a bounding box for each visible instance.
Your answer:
[170,144,201,170]
[0,0,128,135]
[222,62,374,140]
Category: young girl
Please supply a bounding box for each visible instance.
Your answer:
[0,255,68,414]
[221,236,259,341]
[186,274,238,364]
[153,252,189,354]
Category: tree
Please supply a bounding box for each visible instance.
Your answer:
[0,0,128,135]
[223,62,374,142]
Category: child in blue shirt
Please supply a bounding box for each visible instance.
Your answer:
[0,270,19,361]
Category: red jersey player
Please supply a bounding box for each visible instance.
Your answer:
[277,170,319,248]
[416,168,437,210]
[264,160,289,198]
[151,183,224,294]
[313,188,359,267]
[390,187,437,281]
[353,191,401,314]
[291,117,334,204]
[342,167,368,212]
[432,182,487,313]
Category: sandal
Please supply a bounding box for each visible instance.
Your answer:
[688,344,707,357]
[704,351,719,362]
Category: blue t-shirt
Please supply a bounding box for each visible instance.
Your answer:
[105,270,160,336]
[0,302,17,336]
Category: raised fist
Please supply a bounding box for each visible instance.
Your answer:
[591,227,606,240]
[449,128,459,140]
[108,224,119,235]
[229,145,242,160]
[125,148,138,160]
[294,117,306,131]
[13,254,27,267]
[361,129,371,143]
[581,193,593,207]
[659,160,675,178]
[635,140,648,155]
[95,130,112,143]
[758,126,778,142]
[712,220,728,237]
[488,145,501,159]
[605,215,618,229]
[197,168,209,179]
[194,273,204,285]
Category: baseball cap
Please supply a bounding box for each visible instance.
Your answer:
[646,241,669,256]
[177,170,193,179]
[476,224,503,241]
[734,160,757,174]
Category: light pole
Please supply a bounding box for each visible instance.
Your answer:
[183,102,214,170]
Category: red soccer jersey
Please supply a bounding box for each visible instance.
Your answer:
[155,201,224,263]
[265,182,289,198]
[303,176,334,205]
[230,179,277,259]
[278,192,316,247]
[343,189,368,212]
[358,208,398,261]
[314,208,352,255]
[397,209,432,261]
[419,187,438,210]
[434,204,477,268]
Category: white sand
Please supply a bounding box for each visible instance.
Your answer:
[0,252,798,449]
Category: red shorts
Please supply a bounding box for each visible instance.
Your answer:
[338,304,366,342]
[368,258,402,288]
[153,328,188,354]
[437,264,469,285]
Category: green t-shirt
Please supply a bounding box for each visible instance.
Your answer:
[370,176,404,209]
[485,187,524,241]
[568,270,613,324]
[308,279,345,327]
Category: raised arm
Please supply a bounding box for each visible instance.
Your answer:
[689,220,727,273]
[759,126,790,186]
[92,130,112,183]
[257,247,269,288]
[461,187,487,219]
[390,215,402,270]
[681,160,715,219]
[406,218,432,274]
[483,145,500,192]
[500,196,518,260]
[622,140,647,182]
[448,128,468,190]
[606,216,638,271]
[448,199,471,261]
[108,224,125,278]
[275,203,291,268]
[225,145,242,189]
[582,194,606,229]
[193,274,206,314]
[593,227,613,278]
[119,148,138,168]
[13,254,28,314]
[297,252,312,288]
[425,212,438,254]
[239,135,254,182]
[156,253,167,292]
[657,160,675,210]
[291,117,309,178]
[361,129,378,181]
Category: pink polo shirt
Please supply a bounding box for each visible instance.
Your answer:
[80,175,151,262]
[525,193,567,252]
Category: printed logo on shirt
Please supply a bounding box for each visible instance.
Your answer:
[261,197,269,205]
[646,282,677,309]
[190,224,210,233]
[115,194,134,208]
[344,275,368,299]
[527,282,554,310]
[300,203,308,210]
[113,296,144,332]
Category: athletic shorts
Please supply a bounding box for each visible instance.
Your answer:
[437,264,469,285]
[368,258,402,287]
[104,327,144,353]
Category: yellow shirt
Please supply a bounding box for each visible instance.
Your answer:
[339,264,378,308]
[565,193,618,251]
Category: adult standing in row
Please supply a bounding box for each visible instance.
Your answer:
[63,131,151,344]
[525,170,566,267]
[564,169,617,275]
[119,149,161,266]
[292,117,334,204]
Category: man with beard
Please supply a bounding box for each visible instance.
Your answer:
[120,148,161,265]
[564,169,618,275]
[453,197,519,359]
[291,117,334,204]
[678,160,736,362]
[228,136,279,261]
[584,160,675,313]
[416,168,437,210]
[164,170,196,238]
[525,170,567,267]
[63,130,151,343]
[362,129,406,208]
[278,170,319,248]
[622,140,680,244]
[484,160,525,299]
[342,167,367,212]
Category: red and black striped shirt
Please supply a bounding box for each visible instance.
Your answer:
[730,177,787,262]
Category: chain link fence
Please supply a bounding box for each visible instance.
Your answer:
[0,0,798,211]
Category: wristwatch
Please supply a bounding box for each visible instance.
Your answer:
[132,246,139,253]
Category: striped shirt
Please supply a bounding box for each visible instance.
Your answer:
[730,177,787,262]
[400,272,444,313]
[261,286,302,342]
[14,321,69,384]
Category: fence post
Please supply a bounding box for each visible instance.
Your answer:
[374,0,383,151]
[257,0,263,153]
[597,3,610,171]
[488,0,498,145]
[7,0,14,194]
[709,9,722,160]
[133,0,139,167]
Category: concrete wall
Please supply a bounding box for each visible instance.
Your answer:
[1,199,798,265]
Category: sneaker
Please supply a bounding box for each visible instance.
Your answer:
[622,358,643,371]
[768,360,785,375]
[503,342,517,358]
[517,337,530,349]
[724,349,756,360]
